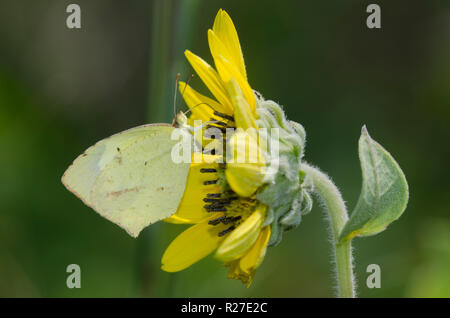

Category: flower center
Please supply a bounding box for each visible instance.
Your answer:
[203,189,257,236]
[198,111,258,237]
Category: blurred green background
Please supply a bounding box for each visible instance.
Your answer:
[1,0,449,297]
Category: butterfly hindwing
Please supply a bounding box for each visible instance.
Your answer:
[62,124,191,237]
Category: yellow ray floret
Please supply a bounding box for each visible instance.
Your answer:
[162,213,228,272]
[184,50,234,114]
[226,225,271,287]
[212,9,247,80]
[215,205,266,262]
[225,130,266,197]
[178,81,221,125]
[165,154,222,224]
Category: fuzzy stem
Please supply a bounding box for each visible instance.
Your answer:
[302,163,356,298]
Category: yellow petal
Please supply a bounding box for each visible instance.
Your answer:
[226,78,257,130]
[239,225,271,273]
[226,226,271,287]
[178,81,230,123]
[225,131,266,197]
[226,259,251,284]
[184,50,233,114]
[161,215,227,272]
[216,55,255,112]
[177,82,225,148]
[208,29,231,73]
[163,214,195,224]
[168,154,222,223]
[208,31,230,83]
[214,205,266,262]
[212,9,247,80]
[226,163,265,198]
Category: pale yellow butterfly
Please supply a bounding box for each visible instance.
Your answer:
[61,121,192,238]
[62,73,204,237]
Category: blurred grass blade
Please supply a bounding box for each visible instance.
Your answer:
[339,126,409,242]
[139,0,200,297]
[148,0,173,123]
[137,0,174,298]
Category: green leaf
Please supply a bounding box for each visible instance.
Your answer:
[339,126,409,242]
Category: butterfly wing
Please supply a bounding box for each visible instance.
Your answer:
[62,124,191,237]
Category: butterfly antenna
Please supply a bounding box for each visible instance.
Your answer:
[184,102,214,116]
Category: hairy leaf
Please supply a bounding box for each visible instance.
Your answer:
[339,126,409,242]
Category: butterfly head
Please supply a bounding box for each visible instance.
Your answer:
[172,111,188,129]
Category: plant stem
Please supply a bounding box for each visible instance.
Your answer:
[135,0,174,298]
[139,0,200,297]
[148,0,173,122]
[302,163,356,298]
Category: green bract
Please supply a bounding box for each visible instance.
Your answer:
[254,93,313,246]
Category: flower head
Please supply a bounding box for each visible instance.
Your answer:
[162,9,312,286]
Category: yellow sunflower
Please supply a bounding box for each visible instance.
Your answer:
[161,9,270,286]
[161,9,310,287]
